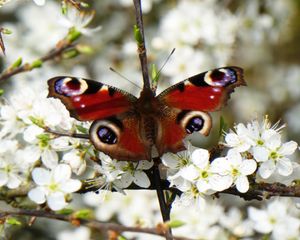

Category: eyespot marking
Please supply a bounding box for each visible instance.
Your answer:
[204,68,237,87]
[54,77,88,96]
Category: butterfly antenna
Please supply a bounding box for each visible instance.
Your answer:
[109,67,142,90]
[156,48,175,78]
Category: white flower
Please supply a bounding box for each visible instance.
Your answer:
[23,125,64,169]
[63,150,87,175]
[28,164,81,210]
[0,140,29,189]
[225,123,252,152]
[59,7,101,36]
[181,148,231,192]
[97,152,124,183]
[211,149,257,193]
[224,117,282,153]
[219,208,254,237]
[162,141,197,191]
[114,160,153,188]
[248,200,300,239]
[254,137,297,178]
[0,104,24,139]
[30,97,73,130]
[173,183,209,210]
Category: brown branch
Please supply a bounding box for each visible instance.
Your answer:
[152,159,173,240]
[0,40,75,83]
[0,28,5,55]
[133,0,151,90]
[0,209,194,240]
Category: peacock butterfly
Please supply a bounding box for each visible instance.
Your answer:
[47,66,245,161]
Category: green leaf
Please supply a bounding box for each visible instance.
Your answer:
[29,116,45,128]
[63,49,79,59]
[0,89,4,96]
[76,44,94,54]
[118,236,127,240]
[133,25,143,46]
[56,208,74,215]
[76,125,88,134]
[61,1,67,15]
[219,116,228,138]
[151,63,159,82]
[30,59,43,69]
[73,209,94,220]
[167,220,185,228]
[67,27,81,42]
[11,57,22,69]
[80,2,89,8]
[6,217,21,226]
[2,28,12,35]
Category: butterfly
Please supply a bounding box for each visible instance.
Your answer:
[48,66,245,161]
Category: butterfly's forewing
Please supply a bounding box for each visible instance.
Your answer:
[48,77,137,121]
[156,67,245,155]
[157,67,245,111]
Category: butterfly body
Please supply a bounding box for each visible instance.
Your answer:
[48,67,245,161]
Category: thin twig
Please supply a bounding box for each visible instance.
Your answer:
[0,41,75,82]
[0,28,5,55]
[153,159,174,240]
[133,0,151,90]
[0,209,194,240]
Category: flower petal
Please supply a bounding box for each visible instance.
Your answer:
[32,168,51,185]
[209,174,233,191]
[7,174,22,189]
[180,165,199,181]
[0,172,8,186]
[60,179,82,193]
[240,159,257,175]
[210,157,230,174]
[235,176,249,193]
[28,187,46,204]
[133,171,150,188]
[41,149,58,169]
[227,149,243,166]
[137,160,153,170]
[54,164,71,183]
[278,141,298,156]
[253,146,269,162]
[277,158,293,176]
[265,132,281,149]
[161,153,178,169]
[47,192,67,211]
[258,160,275,179]
[191,149,209,168]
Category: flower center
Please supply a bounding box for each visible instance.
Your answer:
[257,139,264,146]
[231,168,239,176]
[37,134,51,149]
[201,171,209,179]
[191,185,200,197]
[270,151,278,160]
[49,182,59,192]
[269,217,276,225]
[4,165,12,173]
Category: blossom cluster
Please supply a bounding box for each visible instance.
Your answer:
[161,117,298,210]
[1,0,300,239]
